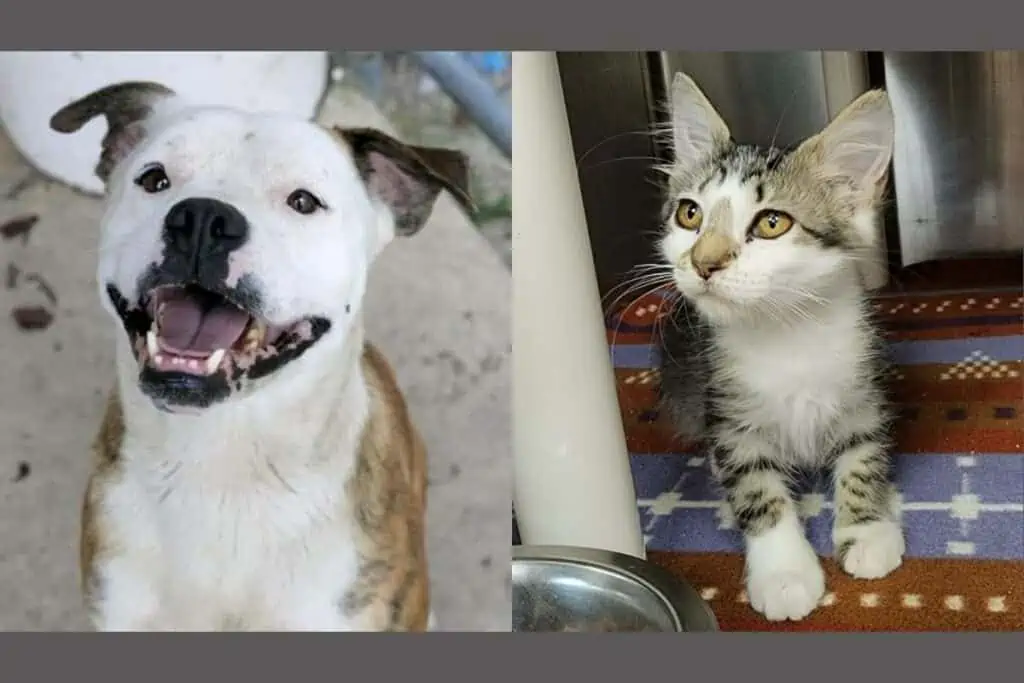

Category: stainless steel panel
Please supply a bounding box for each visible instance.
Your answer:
[884,51,1024,265]
[658,52,863,149]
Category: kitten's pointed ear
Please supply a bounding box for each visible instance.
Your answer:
[803,89,894,193]
[670,72,731,167]
[49,81,179,183]
[335,127,475,237]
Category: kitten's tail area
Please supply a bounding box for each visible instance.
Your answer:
[660,396,707,446]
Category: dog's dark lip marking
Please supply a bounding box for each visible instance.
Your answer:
[105,281,333,409]
[232,316,332,383]
[136,265,263,318]
[105,283,150,333]
[144,281,256,318]
[139,365,231,409]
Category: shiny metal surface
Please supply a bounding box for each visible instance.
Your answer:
[658,52,869,149]
[512,545,718,632]
[883,52,1024,265]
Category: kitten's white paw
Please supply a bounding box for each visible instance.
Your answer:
[745,522,825,622]
[835,520,905,579]
[747,559,826,622]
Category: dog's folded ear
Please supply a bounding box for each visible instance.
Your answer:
[49,81,177,183]
[335,127,475,237]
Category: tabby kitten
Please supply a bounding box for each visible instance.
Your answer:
[655,73,904,622]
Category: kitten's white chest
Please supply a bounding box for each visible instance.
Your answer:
[721,321,867,460]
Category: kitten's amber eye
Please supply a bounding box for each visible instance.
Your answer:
[752,210,795,239]
[675,199,703,231]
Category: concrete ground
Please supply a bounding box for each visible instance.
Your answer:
[0,81,510,630]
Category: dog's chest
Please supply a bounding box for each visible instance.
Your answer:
[103,444,361,630]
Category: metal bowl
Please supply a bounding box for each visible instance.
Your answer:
[512,545,718,632]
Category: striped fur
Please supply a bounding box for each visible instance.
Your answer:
[654,72,905,622]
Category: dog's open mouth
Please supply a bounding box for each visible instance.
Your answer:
[107,281,331,408]
[142,284,285,376]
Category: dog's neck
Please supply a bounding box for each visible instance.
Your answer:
[115,316,370,482]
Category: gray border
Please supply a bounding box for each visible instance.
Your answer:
[0,633,1020,677]
[0,2,1018,681]
[0,0,1021,46]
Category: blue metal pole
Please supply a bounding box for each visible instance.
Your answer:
[407,51,512,160]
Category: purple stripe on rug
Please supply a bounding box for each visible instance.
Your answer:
[612,334,1024,370]
[631,453,1023,506]
[642,501,1023,561]
[611,344,661,369]
[885,314,1023,331]
[632,453,1024,561]
[873,286,1023,300]
[888,335,1024,365]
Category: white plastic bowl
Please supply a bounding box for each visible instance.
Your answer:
[0,51,329,195]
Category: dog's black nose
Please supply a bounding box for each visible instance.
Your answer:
[163,197,249,259]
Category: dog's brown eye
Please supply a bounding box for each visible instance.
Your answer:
[135,164,171,194]
[287,189,323,215]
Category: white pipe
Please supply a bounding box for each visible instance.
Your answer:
[511,52,645,559]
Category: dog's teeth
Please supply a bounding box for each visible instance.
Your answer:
[243,322,266,351]
[206,349,226,373]
[154,353,164,366]
[172,357,183,365]
[146,328,159,357]
[188,359,201,371]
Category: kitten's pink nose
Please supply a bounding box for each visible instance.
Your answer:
[694,261,727,280]
[689,231,737,280]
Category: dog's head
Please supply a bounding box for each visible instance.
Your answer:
[50,81,472,413]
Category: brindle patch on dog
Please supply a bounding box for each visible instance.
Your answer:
[340,343,429,631]
[80,390,126,622]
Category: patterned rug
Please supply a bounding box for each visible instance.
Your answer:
[607,258,1023,631]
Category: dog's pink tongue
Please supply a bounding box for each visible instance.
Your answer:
[158,296,250,355]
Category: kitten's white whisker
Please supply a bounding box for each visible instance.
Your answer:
[576,127,668,166]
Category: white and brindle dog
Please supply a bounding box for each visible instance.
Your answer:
[49,81,472,631]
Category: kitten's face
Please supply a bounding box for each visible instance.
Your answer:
[659,73,894,325]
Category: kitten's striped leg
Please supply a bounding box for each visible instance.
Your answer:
[716,448,825,622]
[831,436,905,579]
